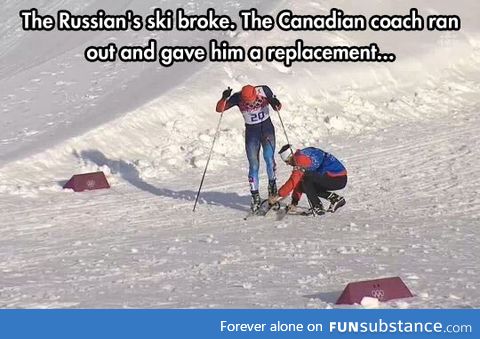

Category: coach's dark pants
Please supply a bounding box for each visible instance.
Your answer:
[301,172,347,207]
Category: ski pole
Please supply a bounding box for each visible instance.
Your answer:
[193,111,224,212]
[275,108,291,146]
[274,100,317,214]
[275,107,315,212]
[273,97,291,146]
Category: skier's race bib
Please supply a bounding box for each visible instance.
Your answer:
[239,93,271,125]
[242,107,270,125]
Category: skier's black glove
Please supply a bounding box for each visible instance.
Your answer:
[222,87,232,99]
[271,96,282,111]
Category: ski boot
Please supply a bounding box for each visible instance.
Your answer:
[326,193,346,213]
[250,191,262,214]
[304,202,326,216]
[267,180,282,211]
[268,180,278,198]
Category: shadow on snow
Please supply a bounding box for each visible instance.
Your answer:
[75,149,250,212]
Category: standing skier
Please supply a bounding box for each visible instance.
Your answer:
[216,85,282,212]
[269,144,347,215]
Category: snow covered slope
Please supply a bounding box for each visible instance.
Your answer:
[0,0,275,165]
[0,0,479,308]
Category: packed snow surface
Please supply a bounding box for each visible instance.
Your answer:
[0,0,479,308]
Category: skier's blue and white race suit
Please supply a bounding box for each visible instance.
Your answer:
[216,85,277,192]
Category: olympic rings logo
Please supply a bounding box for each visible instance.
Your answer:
[371,289,385,300]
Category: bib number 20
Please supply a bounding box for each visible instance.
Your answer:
[250,111,265,123]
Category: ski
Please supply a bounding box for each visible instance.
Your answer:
[242,200,268,220]
[243,199,280,220]
[262,199,282,217]
[276,206,329,219]
[245,201,344,220]
[243,208,261,220]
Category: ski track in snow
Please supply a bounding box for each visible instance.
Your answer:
[0,113,478,309]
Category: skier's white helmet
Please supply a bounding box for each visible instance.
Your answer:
[279,144,296,162]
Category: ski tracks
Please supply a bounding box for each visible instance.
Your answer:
[1,113,479,308]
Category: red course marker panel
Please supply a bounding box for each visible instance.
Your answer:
[63,171,110,192]
[336,277,414,305]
